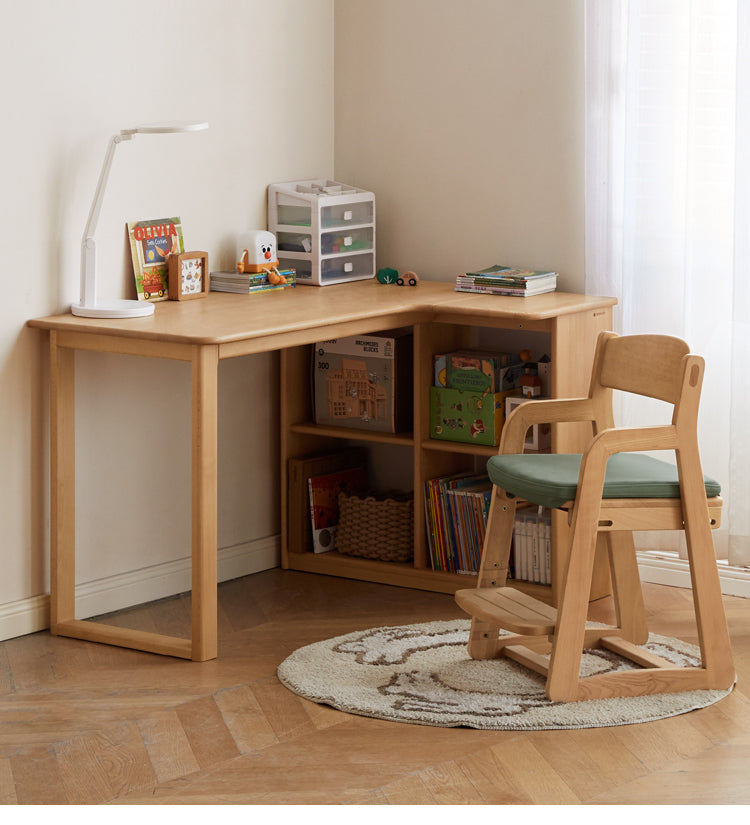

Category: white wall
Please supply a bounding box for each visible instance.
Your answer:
[334,0,586,292]
[0,0,587,637]
[0,0,333,629]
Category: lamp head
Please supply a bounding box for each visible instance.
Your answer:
[122,121,209,137]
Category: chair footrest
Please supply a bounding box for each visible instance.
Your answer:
[455,587,558,635]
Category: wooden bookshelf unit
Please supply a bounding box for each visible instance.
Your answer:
[30,280,615,660]
[280,283,616,608]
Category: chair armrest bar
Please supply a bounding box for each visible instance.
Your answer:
[587,425,679,459]
[500,397,594,454]
[573,425,681,516]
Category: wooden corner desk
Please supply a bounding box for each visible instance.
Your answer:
[28,281,616,661]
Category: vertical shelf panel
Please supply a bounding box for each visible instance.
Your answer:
[413,322,474,570]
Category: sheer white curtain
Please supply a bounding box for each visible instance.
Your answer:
[585,0,750,567]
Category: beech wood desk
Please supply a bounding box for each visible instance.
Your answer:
[29,281,616,661]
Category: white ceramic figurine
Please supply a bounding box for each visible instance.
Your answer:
[236,230,286,284]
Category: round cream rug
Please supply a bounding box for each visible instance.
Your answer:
[277,619,734,730]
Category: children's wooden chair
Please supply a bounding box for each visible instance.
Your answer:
[455,332,735,702]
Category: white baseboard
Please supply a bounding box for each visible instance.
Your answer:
[0,536,280,643]
[637,551,750,599]
[0,594,50,643]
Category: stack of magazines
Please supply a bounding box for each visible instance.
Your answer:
[210,268,296,294]
[455,264,557,297]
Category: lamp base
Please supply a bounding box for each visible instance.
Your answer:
[71,299,155,318]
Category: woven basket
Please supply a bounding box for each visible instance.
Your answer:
[337,491,414,563]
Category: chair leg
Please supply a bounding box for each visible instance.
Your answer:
[546,509,601,701]
[606,532,649,644]
[467,620,502,659]
[681,501,735,689]
[466,488,517,659]
[477,488,517,589]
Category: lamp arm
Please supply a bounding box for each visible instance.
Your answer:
[79,131,134,306]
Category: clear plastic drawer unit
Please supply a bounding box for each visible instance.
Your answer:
[268,179,376,286]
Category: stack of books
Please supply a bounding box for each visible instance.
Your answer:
[210,268,296,294]
[455,265,557,297]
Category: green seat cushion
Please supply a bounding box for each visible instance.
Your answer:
[486,452,721,510]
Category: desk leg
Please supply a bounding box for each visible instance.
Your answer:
[50,332,76,631]
[191,344,219,661]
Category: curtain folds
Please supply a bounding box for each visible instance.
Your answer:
[585,0,750,566]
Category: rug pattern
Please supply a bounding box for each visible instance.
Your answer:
[277,619,734,730]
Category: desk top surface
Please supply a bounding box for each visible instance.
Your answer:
[28,280,617,346]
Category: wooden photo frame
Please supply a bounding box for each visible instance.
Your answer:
[168,251,210,300]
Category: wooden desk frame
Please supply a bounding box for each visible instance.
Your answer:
[30,282,616,661]
[49,331,219,659]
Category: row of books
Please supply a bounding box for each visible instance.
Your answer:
[423,472,551,582]
[424,472,492,574]
[210,268,296,294]
[455,264,557,297]
[514,507,552,585]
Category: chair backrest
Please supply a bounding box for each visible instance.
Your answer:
[588,332,704,437]
[595,333,691,404]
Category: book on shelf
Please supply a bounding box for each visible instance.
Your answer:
[513,506,551,585]
[209,268,296,293]
[455,264,557,297]
[287,448,367,554]
[127,216,185,302]
[308,465,367,554]
[424,473,492,574]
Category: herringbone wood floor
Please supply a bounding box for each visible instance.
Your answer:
[1,569,749,805]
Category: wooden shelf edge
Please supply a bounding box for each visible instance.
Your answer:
[421,438,499,457]
[286,551,476,594]
[420,438,551,458]
[290,422,414,446]
[285,551,558,604]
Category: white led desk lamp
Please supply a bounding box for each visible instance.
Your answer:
[72,120,209,318]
